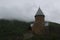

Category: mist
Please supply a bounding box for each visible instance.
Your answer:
[0,0,60,24]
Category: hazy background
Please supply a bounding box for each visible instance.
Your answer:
[0,0,60,24]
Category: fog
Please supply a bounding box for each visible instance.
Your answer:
[0,0,60,24]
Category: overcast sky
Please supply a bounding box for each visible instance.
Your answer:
[0,0,60,24]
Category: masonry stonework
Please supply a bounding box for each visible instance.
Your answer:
[32,8,45,35]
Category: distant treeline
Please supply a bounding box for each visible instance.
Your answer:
[0,19,31,39]
[0,19,60,40]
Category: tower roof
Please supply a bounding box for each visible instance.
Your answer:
[35,8,44,17]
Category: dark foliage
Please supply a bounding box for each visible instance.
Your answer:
[0,19,60,40]
[0,19,30,40]
[26,22,60,40]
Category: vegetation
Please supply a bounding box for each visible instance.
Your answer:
[0,19,30,40]
[49,22,60,40]
[0,19,60,40]
[26,22,60,40]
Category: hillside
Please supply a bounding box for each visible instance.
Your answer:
[49,22,60,40]
[26,22,60,40]
[0,19,60,40]
[0,19,30,40]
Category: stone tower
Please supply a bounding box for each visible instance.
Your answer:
[32,8,45,34]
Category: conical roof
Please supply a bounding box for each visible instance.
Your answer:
[35,8,44,17]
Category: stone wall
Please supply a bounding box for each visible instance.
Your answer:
[32,16,45,35]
